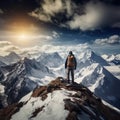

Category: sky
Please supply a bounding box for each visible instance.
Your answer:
[0,0,120,55]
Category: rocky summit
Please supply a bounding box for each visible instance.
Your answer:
[0,77,120,120]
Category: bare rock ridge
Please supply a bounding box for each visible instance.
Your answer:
[0,77,120,120]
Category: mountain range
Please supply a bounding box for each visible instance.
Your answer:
[0,48,120,119]
[0,52,20,65]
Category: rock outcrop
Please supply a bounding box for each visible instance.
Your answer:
[0,77,120,120]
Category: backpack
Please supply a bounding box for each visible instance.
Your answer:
[67,55,75,67]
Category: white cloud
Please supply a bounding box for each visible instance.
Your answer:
[30,0,120,30]
[0,41,42,57]
[0,40,89,57]
[3,45,20,53]
[29,9,51,22]
[52,31,60,38]
[94,35,120,45]
[29,0,75,23]
[67,2,104,30]
[0,41,12,47]
[67,2,120,30]
[42,0,64,16]
[109,35,120,44]
[0,41,22,56]
[0,32,56,56]
[32,35,53,40]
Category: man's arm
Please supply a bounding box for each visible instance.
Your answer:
[65,57,68,69]
[74,57,77,70]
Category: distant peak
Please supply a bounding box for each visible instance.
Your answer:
[8,52,20,58]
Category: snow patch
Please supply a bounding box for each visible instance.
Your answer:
[104,66,120,79]
[11,89,76,120]
[0,84,4,94]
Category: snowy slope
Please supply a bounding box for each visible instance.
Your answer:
[104,66,120,79]
[102,54,120,65]
[0,83,4,94]
[37,52,63,67]
[0,61,6,67]
[78,50,109,66]
[75,63,104,89]
[11,89,71,120]
[0,58,54,108]
[75,63,120,109]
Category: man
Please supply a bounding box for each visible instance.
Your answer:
[65,51,77,84]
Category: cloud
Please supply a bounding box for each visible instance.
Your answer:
[30,0,120,31]
[29,0,75,23]
[0,31,59,56]
[0,41,22,56]
[0,9,3,14]
[3,45,20,53]
[31,35,53,41]
[29,9,51,22]
[0,40,42,57]
[112,22,120,28]
[0,41,12,47]
[94,35,120,45]
[0,40,90,58]
[67,2,104,30]
[67,1,120,30]
[52,31,60,38]
[42,0,64,16]
[0,29,55,44]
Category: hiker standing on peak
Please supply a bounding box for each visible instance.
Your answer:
[65,51,77,84]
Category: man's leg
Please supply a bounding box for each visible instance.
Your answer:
[67,68,70,83]
[71,69,74,84]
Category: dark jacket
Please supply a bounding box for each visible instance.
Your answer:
[65,54,77,69]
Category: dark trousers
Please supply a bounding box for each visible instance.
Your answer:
[67,68,74,83]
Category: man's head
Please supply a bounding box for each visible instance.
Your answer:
[69,51,73,55]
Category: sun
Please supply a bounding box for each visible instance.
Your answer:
[13,32,32,46]
[18,33,28,40]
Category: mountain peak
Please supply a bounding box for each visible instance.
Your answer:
[7,52,20,59]
[87,50,110,66]
[0,77,120,120]
[0,52,21,65]
[37,52,63,67]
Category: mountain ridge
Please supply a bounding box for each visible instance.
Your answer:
[0,57,53,109]
[0,52,21,65]
[0,77,120,120]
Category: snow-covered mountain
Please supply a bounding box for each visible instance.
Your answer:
[0,48,120,111]
[0,61,6,67]
[0,58,54,109]
[102,54,120,65]
[62,50,120,109]
[37,52,63,67]
[104,65,120,79]
[0,78,120,120]
[0,52,21,65]
[75,63,120,109]
[77,50,110,66]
